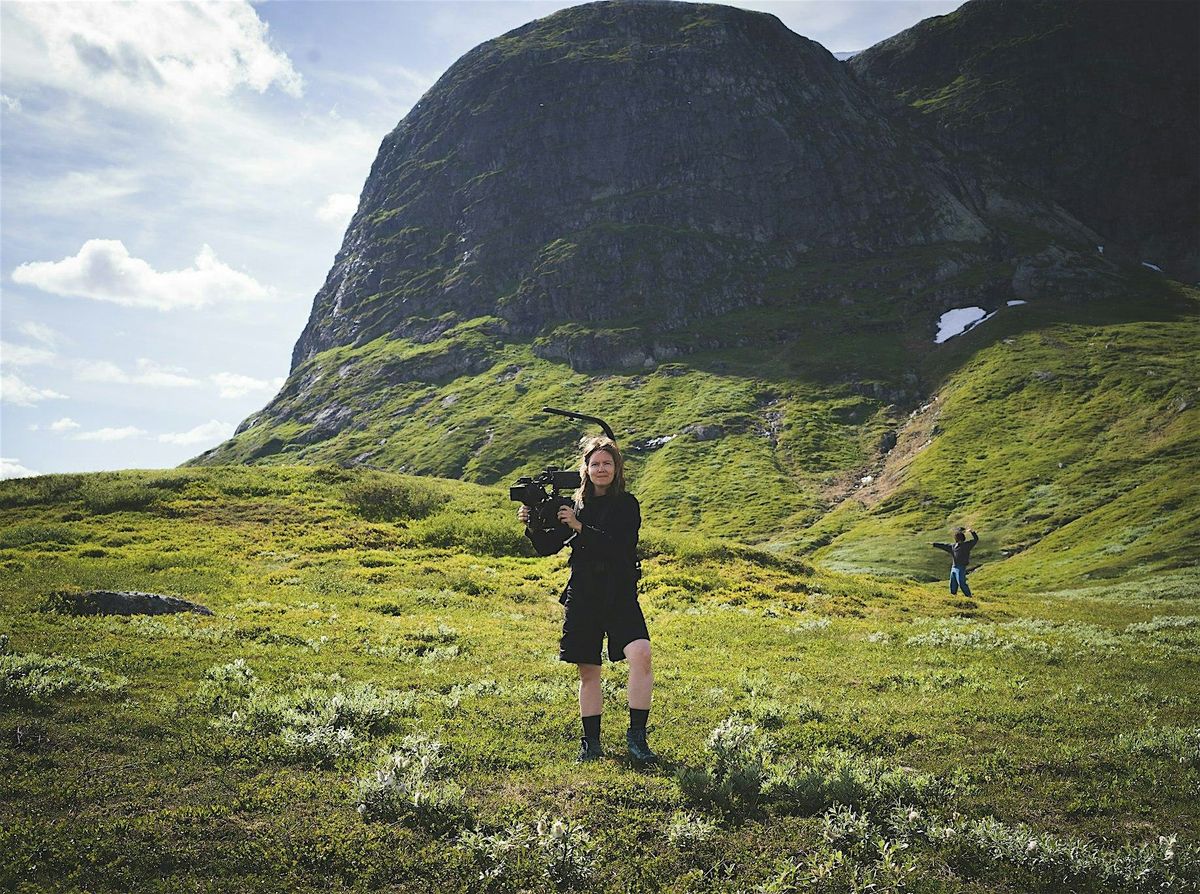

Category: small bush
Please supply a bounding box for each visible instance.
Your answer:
[0,523,79,549]
[666,811,717,846]
[409,514,530,558]
[200,661,411,764]
[917,812,1198,891]
[0,473,84,508]
[768,748,951,815]
[679,717,769,816]
[458,816,596,889]
[355,735,466,832]
[343,474,446,521]
[280,722,358,764]
[1126,615,1200,635]
[0,651,127,702]
[79,479,162,514]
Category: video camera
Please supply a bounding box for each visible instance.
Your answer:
[509,407,617,534]
[509,467,581,533]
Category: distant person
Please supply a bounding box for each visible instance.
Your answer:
[518,436,657,764]
[931,527,980,596]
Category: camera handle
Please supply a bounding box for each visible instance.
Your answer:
[541,407,617,441]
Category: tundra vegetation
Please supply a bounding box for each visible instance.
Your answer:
[1,464,1197,892]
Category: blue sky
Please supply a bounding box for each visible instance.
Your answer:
[0,0,962,479]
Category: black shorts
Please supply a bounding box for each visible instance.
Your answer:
[559,581,650,665]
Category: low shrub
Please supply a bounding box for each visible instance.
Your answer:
[354,735,466,833]
[409,514,530,558]
[79,478,162,514]
[0,523,79,549]
[458,815,595,889]
[343,474,446,521]
[679,717,769,816]
[921,812,1196,892]
[200,660,412,764]
[666,811,718,846]
[768,748,952,816]
[0,651,127,702]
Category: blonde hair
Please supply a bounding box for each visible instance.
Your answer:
[573,436,626,506]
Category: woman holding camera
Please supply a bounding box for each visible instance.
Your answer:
[518,436,657,764]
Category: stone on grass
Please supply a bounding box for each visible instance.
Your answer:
[49,590,214,616]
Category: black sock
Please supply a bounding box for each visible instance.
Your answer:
[629,707,649,731]
[582,714,601,740]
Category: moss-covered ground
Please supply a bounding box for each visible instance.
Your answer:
[2,466,1197,892]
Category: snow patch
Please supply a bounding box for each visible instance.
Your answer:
[1142,261,1163,273]
[1007,300,1027,306]
[935,307,995,344]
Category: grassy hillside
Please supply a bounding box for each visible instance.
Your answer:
[803,299,1200,591]
[195,273,1199,592]
[2,466,1197,892]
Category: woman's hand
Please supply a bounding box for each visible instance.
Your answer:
[517,505,531,525]
[557,505,583,533]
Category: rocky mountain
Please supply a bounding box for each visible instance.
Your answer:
[285,0,1105,373]
[193,0,1198,585]
[851,0,1200,281]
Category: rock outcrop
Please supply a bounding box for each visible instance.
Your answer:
[288,0,1098,371]
[48,591,214,617]
[851,0,1200,280]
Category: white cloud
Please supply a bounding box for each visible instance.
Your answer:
[1,373,68,406]
[74,358,199,388]
[73,426,147,442]
[1,341,56,366]
[158,420,234,446]
[73,360,128,384]
[24,169,145,214]
[210,371,285,399]
[1,458,39,479]
[316,192,358,225]
[18,321,61,346]
[12,240,274,311]
[1,93,21,112]
[2,2,302,116]
[50,417,81,432]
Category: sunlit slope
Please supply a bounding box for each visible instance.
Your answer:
[1,466,1198,892]
[194,275,1198,588]
[806,291,1200,591]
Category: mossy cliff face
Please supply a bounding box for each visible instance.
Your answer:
[288,0,1099,371]
[851,0,1200,281]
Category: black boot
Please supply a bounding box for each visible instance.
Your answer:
[577,736,604,762]
[626,727,658,763]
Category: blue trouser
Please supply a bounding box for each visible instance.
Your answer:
[949,566,971,597]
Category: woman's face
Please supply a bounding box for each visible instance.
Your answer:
[586,450,616,491]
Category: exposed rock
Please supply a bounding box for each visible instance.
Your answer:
[48,591,214,617]
[879,431,898,453]
[852,0,1199,280]
[683,423,724,442]
[285,0,1106,372]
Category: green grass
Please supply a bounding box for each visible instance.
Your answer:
[810,316,1200,592]
[2,465,1197,892]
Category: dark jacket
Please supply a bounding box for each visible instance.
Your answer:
[526,492,641,603]
[933,530,979,568]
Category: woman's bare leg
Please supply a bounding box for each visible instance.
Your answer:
[623,639,652,710]
[577,662,602,716]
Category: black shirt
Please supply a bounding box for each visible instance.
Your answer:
[526,492,641,599]
[933,531,979,568]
